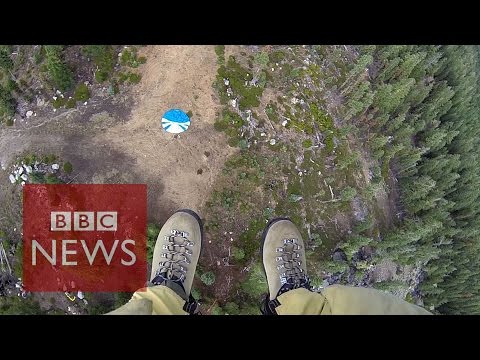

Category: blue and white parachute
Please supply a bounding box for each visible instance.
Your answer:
[161,109,191,134]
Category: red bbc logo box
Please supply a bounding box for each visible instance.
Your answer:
[23,184,147,292]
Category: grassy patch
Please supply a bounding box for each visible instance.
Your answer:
[74,83,90,102]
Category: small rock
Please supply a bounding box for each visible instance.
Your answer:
[260,132,266,137]
[26,110,33,118]
[20,174,28,181]
[18,167,24,175]
[269,139,276,146]
[53,96,57,100]
[60,94,64,98]
[231,99,237,108]
[9,174,16,184]
[56,90,61,95]
[51,164,60,170]
[224,79,230,86]
[21,181,25,186]
[24,165,33,173]
[53,109,57,112]
[282,120,288,127]
[298,171,303,176]
[229,232,233,235]
[84,102,88,106]
[77,291,85,300]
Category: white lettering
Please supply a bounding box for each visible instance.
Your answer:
[32,239,56,265]
[121,240,136,266]
[62,240,77,265]
[80,239,119,265]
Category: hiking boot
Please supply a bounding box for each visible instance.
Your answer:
[261,218,310,314]
[150,209,203,307]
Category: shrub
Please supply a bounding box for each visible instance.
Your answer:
[74,83,90,102]
[128,72,141,84]
[215,45,225,64]
[200,271,216,286]
[120,48,144,68]
[52,97,66,109]
[63,161,73,174]
[0,47,13,70]
[241,262,267,298]
[232,246,245,261]
[44,45,74,92]
[302,139,313,148]
[95,70,109,83]
[340,186,357,202]
[65,98,76,108]
[0,296,44,315]
[224,302,240,315]
[83,45,116,82]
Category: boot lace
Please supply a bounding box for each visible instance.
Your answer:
[152,229,194,284]
[275,238,310,296]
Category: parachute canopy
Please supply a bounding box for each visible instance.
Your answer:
[161,109,191,134]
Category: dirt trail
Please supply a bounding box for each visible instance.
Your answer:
[0,45,234,224]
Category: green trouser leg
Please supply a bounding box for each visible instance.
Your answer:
[107,285,188,315]
[275,286,431,315]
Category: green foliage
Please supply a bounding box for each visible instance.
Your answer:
[213,110,246,148]
[146,223,160,263]
[0,296,44,315]
[52,97,66,109]
[44,45,73,91]
[0,46,13,70]
[302,139,313,148]
[231,246,245,261]
[114,292,132,308]
[224,302,240,315]
[83,45,116,83]
[29,172,62,184]
[215,45,225,65]
[120,47,144,68]
[241,262,267,298]
[340,186,357,202]
[336,151,359,170]
[200,271,216,286]
[216,56,264,110]
[254,51,269,69]
[0,83,16,122]
[63,161,73,174]
[66,98,76,108]
[118,71,141,85]
[210,305,224,315]
[74,83,90,102]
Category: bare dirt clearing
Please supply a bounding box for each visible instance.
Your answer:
[0,46,233,227]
